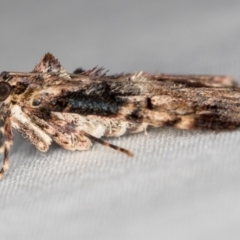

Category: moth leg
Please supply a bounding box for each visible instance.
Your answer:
[23,109,133,155]
[23,109,93,151]
[0,142,10,179]
[83,131,133,157]
[22,108,78,150]
[50,114,132,155]
[45,114,132,155]
[11,105,52,152]
[0,117,13,180]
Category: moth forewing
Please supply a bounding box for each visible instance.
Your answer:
[0,52,238,179]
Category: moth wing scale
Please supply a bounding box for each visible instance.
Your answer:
[32,52,71,80]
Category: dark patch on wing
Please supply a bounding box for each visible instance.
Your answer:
[32,99,41,106]
[146,97,153,110]
[127,109,143,122]
[69,98,119,115]
[12,81,29,95]
[45,82,128,116]
[24,107,52,121]
[194,112,239,130]
[73,68,85,74]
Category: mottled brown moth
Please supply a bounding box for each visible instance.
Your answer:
[0,53,239,179]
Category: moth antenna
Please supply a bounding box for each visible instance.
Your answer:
[82,131,133,157]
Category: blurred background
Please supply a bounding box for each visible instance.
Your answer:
[1,0,240,239]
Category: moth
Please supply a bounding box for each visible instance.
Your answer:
[0,53,239,179]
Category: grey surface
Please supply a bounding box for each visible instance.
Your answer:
[1,0,240,239]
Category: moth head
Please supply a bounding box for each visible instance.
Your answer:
[0,82,12,102]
